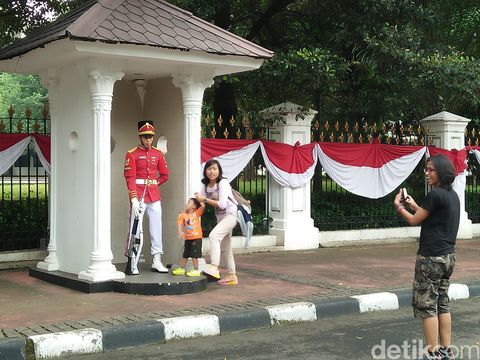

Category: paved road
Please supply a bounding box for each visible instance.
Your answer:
[74,298,480,360]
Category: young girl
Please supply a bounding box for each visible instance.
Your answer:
[172,198,205,277]
[195,159,238,285]
[394,154,460,360]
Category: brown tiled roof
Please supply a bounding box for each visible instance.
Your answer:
[0,0,273,60]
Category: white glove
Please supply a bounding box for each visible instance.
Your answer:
[131,198,140,218]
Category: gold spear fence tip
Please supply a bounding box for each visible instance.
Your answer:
[8,105,14,118]
[16,119,23,133]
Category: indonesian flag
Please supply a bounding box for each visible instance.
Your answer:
[32,134,51,175]
[316,143,426,199]
[260,140,317,188]
[427,146,468,175]
[0,134,32,176]
[201,139,260,182]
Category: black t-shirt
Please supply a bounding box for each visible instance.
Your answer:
[418,187,460,256]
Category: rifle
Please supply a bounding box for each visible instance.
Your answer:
[125,187,147,275]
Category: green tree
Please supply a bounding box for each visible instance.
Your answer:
[0,73,47,118]
[172,0,480,127]
[0,0,88,120]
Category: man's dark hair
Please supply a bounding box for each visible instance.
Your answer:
[427,154,456,189]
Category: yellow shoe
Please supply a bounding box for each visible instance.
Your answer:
[218,274,238,285]
[172,267,185,275]
[186,270,201,277]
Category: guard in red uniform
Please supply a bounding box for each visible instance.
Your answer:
[124,121,169,274]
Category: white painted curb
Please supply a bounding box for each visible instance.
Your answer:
[352,292,399,313]
[448,283,470,300]
[265,301,317,325]
[158,314,220,341]
[29,328,102,360]
[18,282,477,359]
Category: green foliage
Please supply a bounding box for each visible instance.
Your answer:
[1,183,48,200]
[0,0,89,46]
[0,197,48,250]
[171,0,480,126]
[0,73,47,118]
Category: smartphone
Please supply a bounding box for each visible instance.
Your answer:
[402,188,408,201]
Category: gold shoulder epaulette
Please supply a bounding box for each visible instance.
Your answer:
[128,146,138,153]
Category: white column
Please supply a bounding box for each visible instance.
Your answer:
[78,70,125,281]
[172,74,214,200]
[262,102,320,249]
[421,111,472,239]
[37,70,59,271]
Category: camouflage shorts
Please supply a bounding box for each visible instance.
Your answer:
[412,253,456,318]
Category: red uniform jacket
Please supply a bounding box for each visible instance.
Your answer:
[124,145,169,203]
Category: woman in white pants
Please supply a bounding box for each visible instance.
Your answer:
[195,159,238,285]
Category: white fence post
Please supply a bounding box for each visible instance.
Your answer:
[421,111,472,239]
[262,102,320,249]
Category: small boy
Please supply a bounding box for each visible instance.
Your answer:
[172,198,205,277]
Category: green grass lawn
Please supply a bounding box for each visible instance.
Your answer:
[0,183,48,200]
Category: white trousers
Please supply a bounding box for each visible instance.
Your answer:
[127,200,163,256]
[209,213,237,274]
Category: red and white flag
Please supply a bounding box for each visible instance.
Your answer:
[0,134,32,176]
[201,139,260,181]
[316,143,426,198]
[260,141,317,188]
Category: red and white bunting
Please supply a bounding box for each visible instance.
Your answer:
[259,141,317,188]
[0,134,51,176]
[32,134,51,175]
[0,134,472,199]
[316,143,426,199]
[201,139,260,182]
[0,134,32,176]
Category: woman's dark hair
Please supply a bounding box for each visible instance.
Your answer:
[189,197,201,210]
[201,159,224,185]
[427,154,456,189]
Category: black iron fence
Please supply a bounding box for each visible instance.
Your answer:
[0,108,50,252]
[201,114,270,235]
[310,118,480,231]
[311,160,427,231]
[466,152,480,223]
[2,109,479,252]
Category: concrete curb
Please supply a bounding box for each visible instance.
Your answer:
[2,281,479,359]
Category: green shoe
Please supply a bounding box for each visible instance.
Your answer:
[186,270,201,277]
[172,267,185,275]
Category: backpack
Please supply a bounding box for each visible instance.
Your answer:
[229,189,254,248]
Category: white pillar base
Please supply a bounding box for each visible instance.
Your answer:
[78,263,125,282]
[37,260,59,271]
[270,218,320,250]
[457,215,472,239]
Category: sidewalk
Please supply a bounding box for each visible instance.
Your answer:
[1,239,480,359]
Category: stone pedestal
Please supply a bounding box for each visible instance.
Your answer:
[262,102,320,249]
